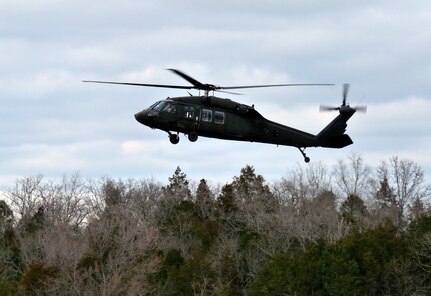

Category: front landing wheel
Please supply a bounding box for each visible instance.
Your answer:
[188,131,198,142]
[169,134,179,144]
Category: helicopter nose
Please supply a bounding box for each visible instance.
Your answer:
[134,111,147,125]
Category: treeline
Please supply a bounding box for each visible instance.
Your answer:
[0,154,430,295]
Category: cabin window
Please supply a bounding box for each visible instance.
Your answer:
[214,111,225,124]
[184,105,195,119]
[202,109,212,122]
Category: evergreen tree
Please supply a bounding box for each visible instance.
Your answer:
[195,179,213,219]
[217,184,237,215]
[375,176,396,207]
[164,166,191,200]
[340,194,368,230]
[0,200,13,229]
[231,165,277,211]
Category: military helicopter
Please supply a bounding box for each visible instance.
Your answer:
[84,69,366,163]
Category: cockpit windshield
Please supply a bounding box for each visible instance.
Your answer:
[150,101,176,113]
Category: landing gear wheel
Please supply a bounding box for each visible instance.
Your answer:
[169,134,179,144]
[188,131,198,142]
[304,157,310,163]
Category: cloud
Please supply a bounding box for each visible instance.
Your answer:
[1,0,431,188]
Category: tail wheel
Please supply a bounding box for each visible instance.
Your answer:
[297,147,310,163]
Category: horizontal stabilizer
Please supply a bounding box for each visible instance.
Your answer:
[319,134,353,148]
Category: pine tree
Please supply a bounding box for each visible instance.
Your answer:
[164,166,191,201]
[340,194,368,231]
[195,179,213,219]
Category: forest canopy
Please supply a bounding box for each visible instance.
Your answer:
[1,154,430,295]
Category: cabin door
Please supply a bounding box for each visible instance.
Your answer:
[177,104,200,131]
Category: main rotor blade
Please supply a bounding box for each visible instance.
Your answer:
[216,89,244,95]
[166,69,206,89]
[82,80,193,89]
[85,69,335,95]
[167,69,334,90]
[221,83,334,90]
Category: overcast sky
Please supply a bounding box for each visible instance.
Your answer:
[1,0,430,186]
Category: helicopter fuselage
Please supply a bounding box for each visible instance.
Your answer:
[134,95,354,153]
[85,69,360,163]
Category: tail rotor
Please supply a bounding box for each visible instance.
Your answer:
[320,84,367,113]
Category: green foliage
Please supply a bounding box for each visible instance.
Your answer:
[238,226,260,250]
[248,242,328,296]
[231,165,277,210]
[0,280,19,296]
[319,244,362,296]
[217,251,241,295]
[153,248,184,284]
[0,207,23,295]
[216,183,237,214]
[153,249,215,295]
[247,253,291,296]
[405,214,431,292]
[337,223,407,294]
[249,224,408,296]
[340,194,367,229]
[407,213,431,237]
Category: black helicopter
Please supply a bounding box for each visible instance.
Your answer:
[84,69,366,162]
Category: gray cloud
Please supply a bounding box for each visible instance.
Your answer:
[1,1,430,185]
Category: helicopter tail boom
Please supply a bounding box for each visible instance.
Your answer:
[315,108,356,148]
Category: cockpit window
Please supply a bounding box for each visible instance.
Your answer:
[150,101,176,113]
[162,103,177,113]
[148,101,160,110]
[152,101,169,111]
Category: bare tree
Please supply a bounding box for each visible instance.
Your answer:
[332,153,372,198]
[5,175,44,221]
[377,156,431,226]
[273,161,332,209]
[4,174,92,230]
[50,173,91,229]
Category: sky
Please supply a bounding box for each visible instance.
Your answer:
[1,0,430,187]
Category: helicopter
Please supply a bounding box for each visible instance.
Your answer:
[84,69,366,163]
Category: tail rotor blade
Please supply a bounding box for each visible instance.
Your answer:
[342,83,350,106]
[320,105,339,112]
[354,105,367,113]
